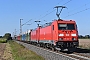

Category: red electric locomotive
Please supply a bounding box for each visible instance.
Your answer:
[30,6,79,51]
[31,19,79,51]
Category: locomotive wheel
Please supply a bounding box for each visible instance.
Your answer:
[37,44,40,47]
[56,49,60,53]
[51,47,56,51]
[44,44,47,48]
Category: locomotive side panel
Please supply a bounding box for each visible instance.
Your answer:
[36,28,40,42]
[39,28,44,40]
[51,21,58,45]
[31,30,37,42]
[39,26,52,43]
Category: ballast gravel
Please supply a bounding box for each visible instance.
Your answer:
[15,41,78,60]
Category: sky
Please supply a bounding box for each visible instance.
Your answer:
[0,0,90,36]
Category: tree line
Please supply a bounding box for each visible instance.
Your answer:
[0,33,12,40]
[78,35,90,39]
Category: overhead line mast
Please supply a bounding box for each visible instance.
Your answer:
[20,19,23,35]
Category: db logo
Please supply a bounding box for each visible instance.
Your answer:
[66,34,69,36]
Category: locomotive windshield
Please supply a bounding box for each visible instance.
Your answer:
[58,24,75,30]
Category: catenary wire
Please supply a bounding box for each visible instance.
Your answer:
[64,7,90,18]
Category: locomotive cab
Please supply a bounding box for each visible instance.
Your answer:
[56,20,79,51]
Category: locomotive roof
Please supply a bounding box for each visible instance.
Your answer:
[32,28,37,31]
[57,20,76,23]
[41,22,52,28]
[31,19,76,31]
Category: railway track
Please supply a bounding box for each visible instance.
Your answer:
[15,40,90,60]
[41,46,90,60]
[40,47,90,60]
[58,52,90,60]
[73,52,90,58]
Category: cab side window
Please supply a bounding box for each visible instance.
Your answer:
[76,24,78,30]
[52,25,54,30]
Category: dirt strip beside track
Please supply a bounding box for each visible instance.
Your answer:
[0,43,6,60]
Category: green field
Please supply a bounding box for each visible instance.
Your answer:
[0,38,7,43]
[9,41,45,60]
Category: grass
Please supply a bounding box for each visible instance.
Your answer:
[9,40,45,60]
[79,45,83,48]
[2,42,14,60]
[79,44,90,49]
[0,38,7,43]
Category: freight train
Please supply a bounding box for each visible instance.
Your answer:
[16,19,79,51]
[16,6,79,52]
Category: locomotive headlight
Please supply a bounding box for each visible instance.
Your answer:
[59,34,64,36]
[71,34,76,36]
